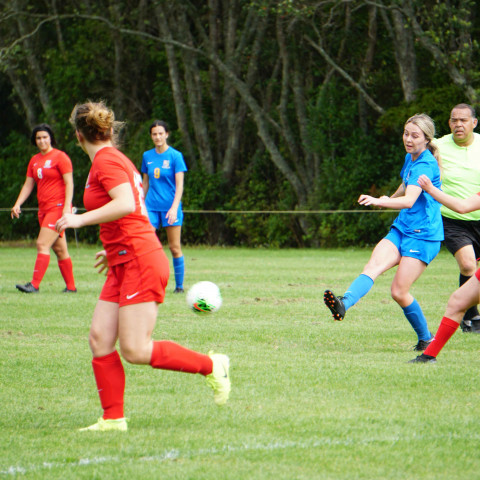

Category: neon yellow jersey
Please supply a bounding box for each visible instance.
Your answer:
[438,132,480,221]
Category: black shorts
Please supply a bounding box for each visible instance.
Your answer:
[442,215,480,259]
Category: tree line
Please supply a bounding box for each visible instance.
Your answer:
[0,0,478,247]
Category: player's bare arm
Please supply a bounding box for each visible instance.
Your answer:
[56,183,135,232]
[418,174,480,214]
[358,184,421,209]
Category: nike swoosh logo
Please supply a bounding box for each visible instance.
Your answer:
[147,162,153,164]
[48,224,56,227]
[126,292,140,299]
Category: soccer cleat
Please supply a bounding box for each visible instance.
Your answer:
[16,282,39,293]
[62,287,77,293]
[460,319,472,333]
[79,417,127,432]
[408,353,437,364]
[323,290,346,321]
[412,338,433,351]
[466,316,480,334]
[173,287,185,294]
[206,351,231,406]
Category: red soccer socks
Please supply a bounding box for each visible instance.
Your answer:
[58,257,76,291]
[92,351,125,420]
[31,253,50,289]
[424,317,460,358]
[150,341,213,375]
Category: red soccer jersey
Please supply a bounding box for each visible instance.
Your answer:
[83,146,161,266]
[26,149,73,211]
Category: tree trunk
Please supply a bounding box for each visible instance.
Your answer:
[6,67,36,129]
[154,5,197,168]
[380,4,418,103]
[12,0,56,123]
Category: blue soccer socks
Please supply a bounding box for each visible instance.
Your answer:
[173,255,185,290]
[342,274,374,311]
[402,298,431,341]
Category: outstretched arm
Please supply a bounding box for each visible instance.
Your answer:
[418,174,480,213]
[358,184,422,210]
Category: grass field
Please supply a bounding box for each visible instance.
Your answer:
[1,244,480,479]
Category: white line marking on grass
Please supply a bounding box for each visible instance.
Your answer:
[1,434,474,475]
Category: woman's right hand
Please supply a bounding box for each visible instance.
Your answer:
[94,250,109,275]
[11,205,21,219]
[358,194,380,206]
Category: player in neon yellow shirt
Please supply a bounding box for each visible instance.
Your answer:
[437,104,480,332]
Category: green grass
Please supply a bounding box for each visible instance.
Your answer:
[1,244,479,479]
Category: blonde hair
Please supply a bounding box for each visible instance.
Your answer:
[69,100,124,145]
[405,113,442,169]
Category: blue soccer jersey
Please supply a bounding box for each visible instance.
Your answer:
[392,149,444,241]
[141,146,187,211]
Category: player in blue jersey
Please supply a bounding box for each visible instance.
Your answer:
[142,120,187,293]
[324,114,443,351]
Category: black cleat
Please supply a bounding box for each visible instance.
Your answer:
[62,288,77,293]
[173,287,184,294]
[460,319,472,333]
[409,353,437,364]
[412,338,433,351]
[16,282,39,293]
[466,316,480,334]
[323,290,346,321]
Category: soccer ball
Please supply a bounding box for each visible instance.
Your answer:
[186,281,222,313]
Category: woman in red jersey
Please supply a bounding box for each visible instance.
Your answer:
[11,124,76,293]
[56,101,230,431]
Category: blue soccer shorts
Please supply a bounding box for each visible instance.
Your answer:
[384,227,441,265]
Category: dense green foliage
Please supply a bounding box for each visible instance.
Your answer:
[1,1,479,246]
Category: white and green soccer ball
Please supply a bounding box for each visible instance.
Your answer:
[186,281,222,313]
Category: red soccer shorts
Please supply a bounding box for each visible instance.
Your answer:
[100,248,170,306]
[38,207,65,237]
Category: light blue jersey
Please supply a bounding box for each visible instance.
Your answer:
[392,149,443,241]
[141,146,187,211]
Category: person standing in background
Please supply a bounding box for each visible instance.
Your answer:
[141,120,187,293]
[11,124,76,294]
[437,104,480,333]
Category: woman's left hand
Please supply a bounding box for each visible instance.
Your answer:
[165,207,178,225]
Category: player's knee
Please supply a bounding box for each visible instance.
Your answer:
[170,245,182,257]
[52,243,67,258]
[390,285,405,304]
[446,289,469,314]
[36,238,48,251]
[457,255,477,276]
[460,265,477,277]
[88,330,115,357]
[119,343,147,365]
[88,332,102,356]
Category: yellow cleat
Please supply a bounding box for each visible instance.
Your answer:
[79,417,127,432]
[206,352,231,406]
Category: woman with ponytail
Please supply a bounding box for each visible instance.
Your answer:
[324,114,443,352]
[56,101,230,431]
